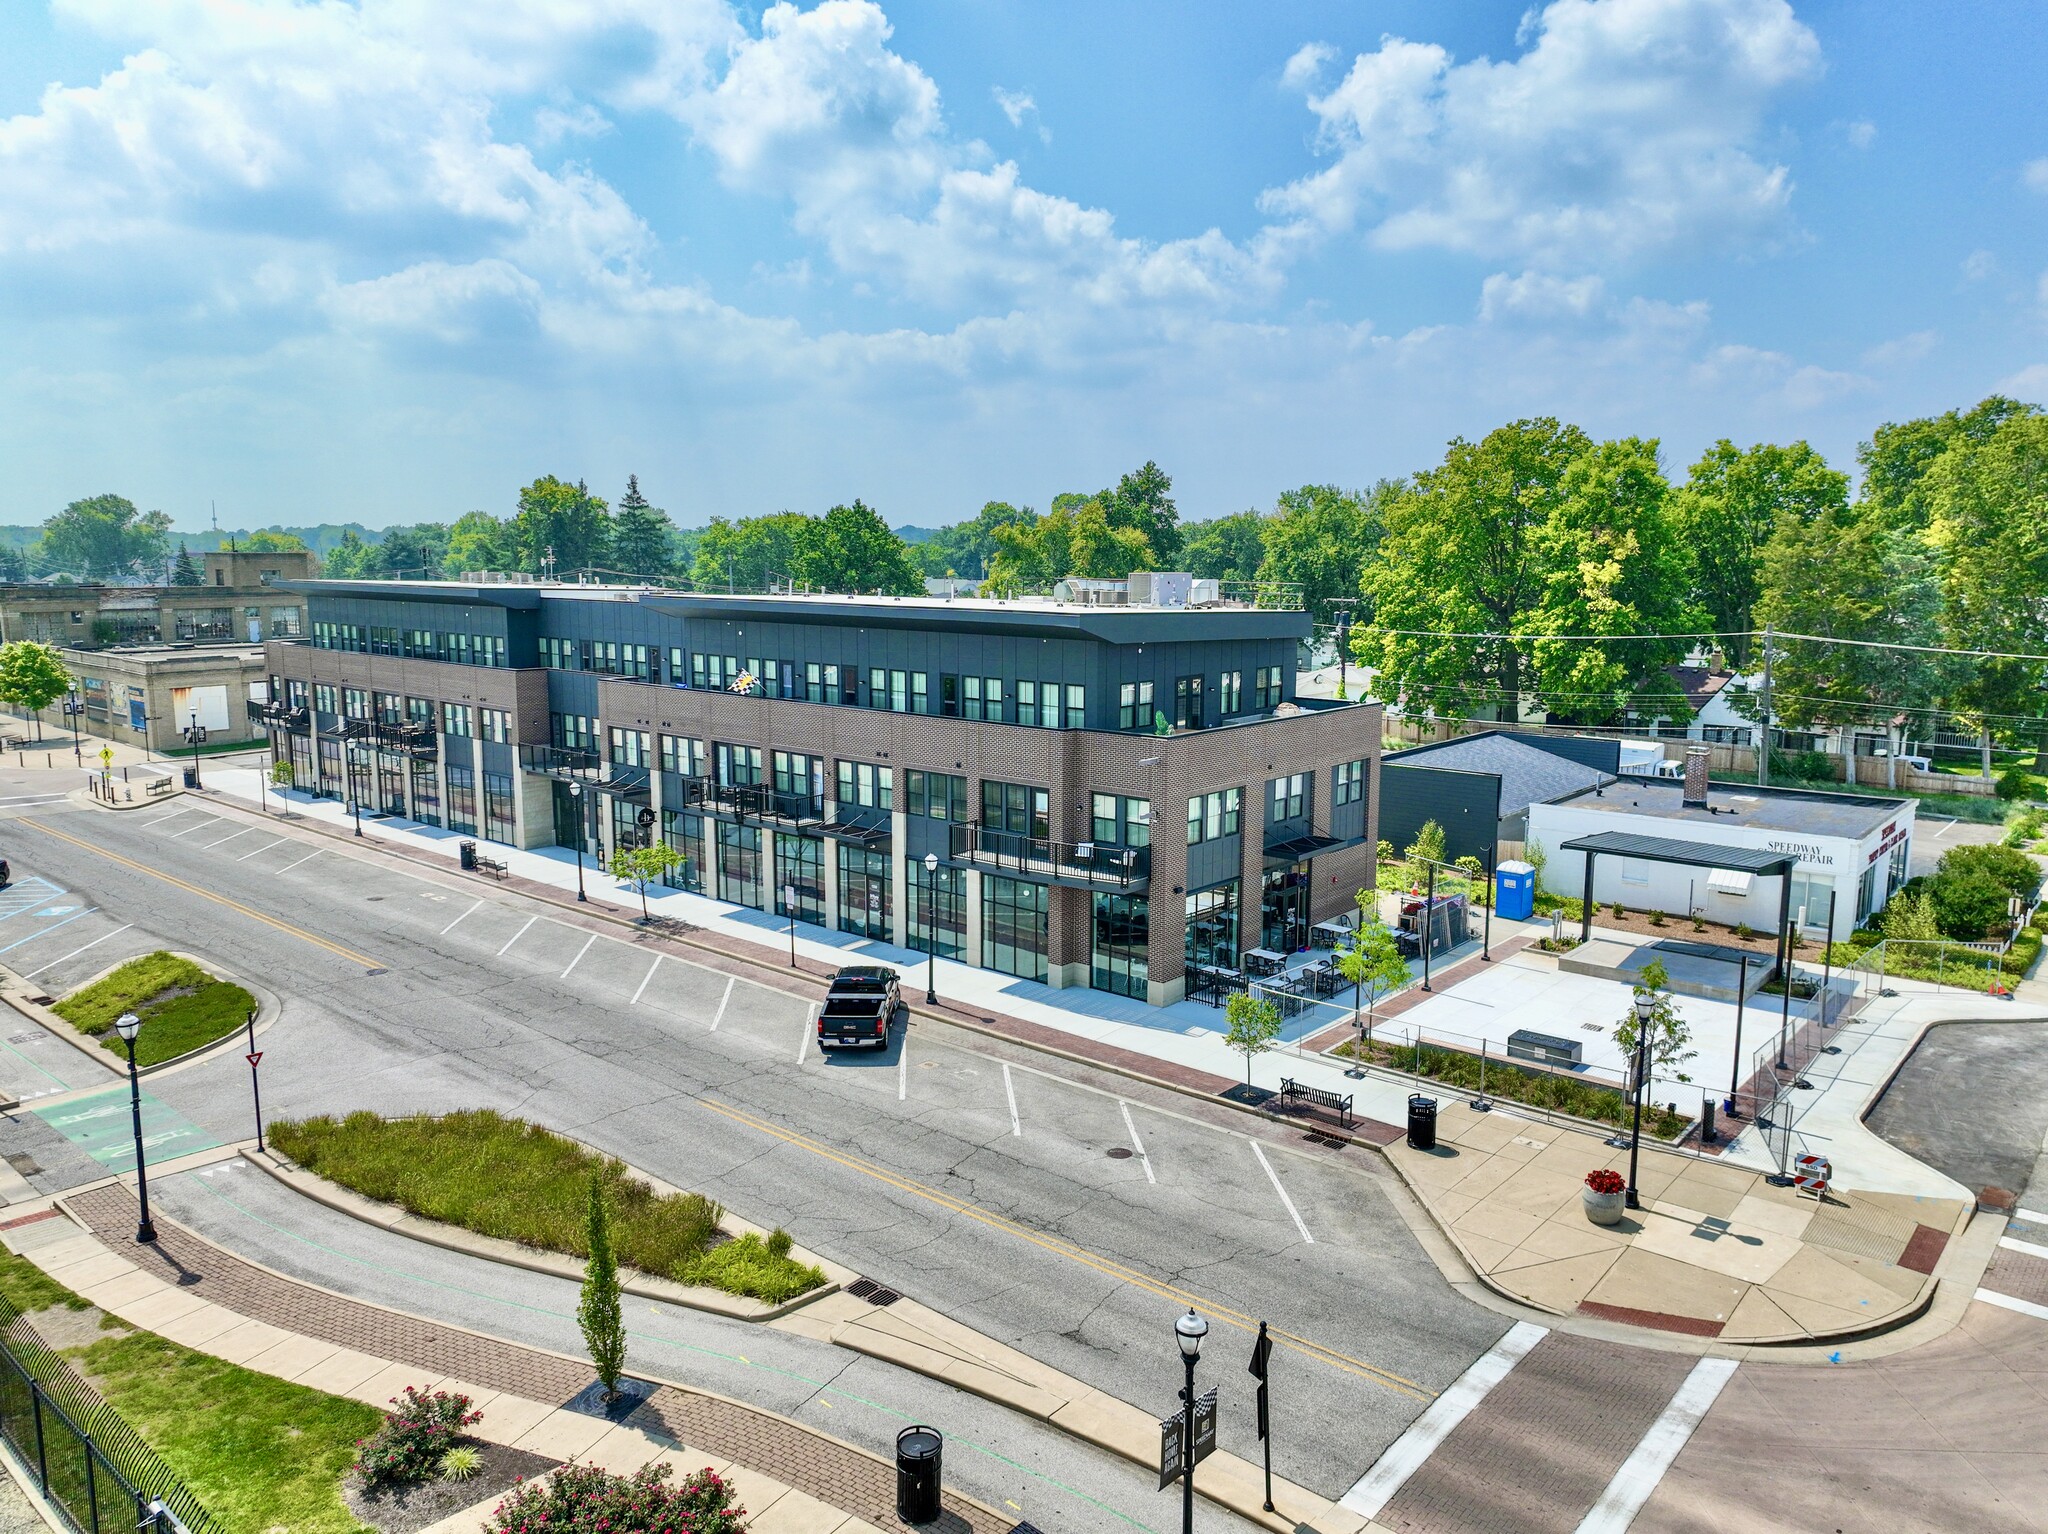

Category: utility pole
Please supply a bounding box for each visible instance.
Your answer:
[1756,623,1775,788]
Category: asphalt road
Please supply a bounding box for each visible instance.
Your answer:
[1866,1017,2048,1205]
[0,792,1508,1504]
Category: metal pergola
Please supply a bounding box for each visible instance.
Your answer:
[1557,830,1800,981]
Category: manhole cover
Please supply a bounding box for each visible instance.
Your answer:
[1106,1147,1133,1159]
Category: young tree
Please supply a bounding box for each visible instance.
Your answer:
[40,494,172,581]
[1879,887,1940,943]
[1668,440,1847,663]
[1337,907,1409,1053]
[0,641,71,740]
[610,841,685,922]
[1223,992,1283,1087]
[514,475,611,576]
[578,1171,627,1401]
[1613,960,1696,1085]
[1403,819,1447,869]
[171,543,202,586]
[611,475,676,578]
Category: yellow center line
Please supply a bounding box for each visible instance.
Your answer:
[698,1097,1434,1402]
[19,817,388,973]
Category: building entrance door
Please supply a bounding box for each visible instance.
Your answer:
[1261,864,1310,953]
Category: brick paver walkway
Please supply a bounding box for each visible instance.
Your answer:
[1378,1332,1695,1534]
[65,1186,1010,1534]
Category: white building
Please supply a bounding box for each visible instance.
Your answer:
[1527,757,1914,944]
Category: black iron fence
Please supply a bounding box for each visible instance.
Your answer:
[0,1297,220,1534]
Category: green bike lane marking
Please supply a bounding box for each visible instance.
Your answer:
[31,1087,223,1174]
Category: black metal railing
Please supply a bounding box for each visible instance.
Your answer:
[339,718,437,759]
[246,701,311,732]
[0,1298,222,1534]
[709,780,825,824]
[947,822,1149,888]
[516,745,650,797]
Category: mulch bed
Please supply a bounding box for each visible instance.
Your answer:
[344,1441,558,1534]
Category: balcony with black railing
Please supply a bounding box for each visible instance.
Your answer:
[518,743,651,797]
[947,822,1149,890]
[247,699,311,732]
[339,718,439,759]
[707,779,826,826]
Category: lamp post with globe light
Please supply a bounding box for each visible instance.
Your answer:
[569,782,588,901]
[922,851,939,1004]
[1175,1308,1208,1534]
[113,1012,156,1244]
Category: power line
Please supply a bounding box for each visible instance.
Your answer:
[1362,623,2048,665]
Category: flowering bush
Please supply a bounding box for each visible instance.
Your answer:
[354,1386,482,1486]
[1584,1169,1625,1195]
[488,1462,747,1533]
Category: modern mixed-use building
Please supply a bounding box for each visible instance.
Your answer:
[259,577,1382,1006]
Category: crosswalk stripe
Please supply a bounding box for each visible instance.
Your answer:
[1574,1357,1737,1533]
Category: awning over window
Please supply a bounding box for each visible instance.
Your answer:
[1706,868,1753,895]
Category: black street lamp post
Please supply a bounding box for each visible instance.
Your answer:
[185,711,206,789]
[113,1011,156,1243]
[570,782,588,901]
[1175,1308,1208,1534]
[66,689,82,767]
[922,851,939,1005]
[1624,990,1655,1211]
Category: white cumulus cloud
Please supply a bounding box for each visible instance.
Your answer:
[1259,0,1822,268]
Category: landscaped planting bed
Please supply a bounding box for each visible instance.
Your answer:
[269,1110,825,1303]
[53,950,256,1069]
[1331,1036,1691,1140]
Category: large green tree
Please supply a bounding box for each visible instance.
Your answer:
[790,500,921,594]
[514,476,611,575]
[1927,411,2048,767]
[322,530,376,578]
[690,512,814,592]
[610,476,676,578]
[1180,511,1266,583]
[909,501,1039,579]
[0,641,71,738]
[1357,419,1592,717]
[446,511,518,576]
[985,498,1153,591]
[1668,440,1847,663]
[243,530,308,553]
[1097,460,1180,565]
[372,523,451,579]
[1256,481,1396,619]
[1858,395,2037,534]
[40,494,172,581]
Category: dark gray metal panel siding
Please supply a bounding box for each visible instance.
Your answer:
[1380,763,1502,866]
[1186,835,1242,893]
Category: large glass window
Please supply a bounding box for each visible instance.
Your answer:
[1219,672,1243,716]
[1785,871,1835,931]
[717,822,764,909]
[1270,773,1306,823]
[442,703,473,738]
[907,859,966,960]
[774,833,825,925]
[838,844,892,938]
[715,742,763,786]
[1185,882,1240,973]
[1254,665,1284,710]
[774,751,823,813]
[660,734,706,778]
[552,713,598,752]
[446,765,478,834]
[982,781,1049,839]
[660,809,703,891]
[1186,788,1242,844]
[482,772,515,842]
[1092,893,1150,998]
[1091,794,1151,847]
[984,877,1049,982]
[1119,680,1156,732]
[608,727,650,767]
[410,761,440,826]
[1333,760,1365,806]
[836,760,893,809]
[1065,684,1085,729]
[904,770,968,822]
[1174,675,1205,730]
[317,737,342,797]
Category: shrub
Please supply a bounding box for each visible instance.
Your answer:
[1938,842,2041,900]
[1930,869,2010,940]
[1610,901,1626,919]
[440,1446,481,1482]
[487,1460,747,1533]
[679,1234,826,1305]
[765,1228,793,1259]
[1585,1169,1625,1195]
[355,1387,480,1487]
[1647,909,1665,926]
[1996,765,2032,801]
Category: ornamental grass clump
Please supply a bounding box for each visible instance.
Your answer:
[487,1461,747,1533]
[354,1386,481,1486]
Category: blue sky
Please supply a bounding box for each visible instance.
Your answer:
[0,0,2042,531]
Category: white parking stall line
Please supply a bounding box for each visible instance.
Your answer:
[168,817,221,838]
[899,1039,909,1101]
[1250,1140,1314,1244]
[560,934,597,980]
[274,848,322,874]
[22,924,134,980]
[497,915,538,957]
[195,826,257,851]
[233,838,286,862]
[439,899,484,937]
[710,976,734,1030]
[0,908,99,955]
[138,808,199,829]
[631,955,663,1006]
[0,794,68,807]
[1979,1287,2048,1323]
[1119,1101,1155,1184]
[1341,1322,1549,1518]
[1574,1357,1738,1534]
[1003,1062,1021,1136]
[797,1006,814,1064]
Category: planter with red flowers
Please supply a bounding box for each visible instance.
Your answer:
[1582,1168,1626,1226]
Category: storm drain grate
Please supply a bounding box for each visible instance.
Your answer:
[847,1278,878,1299]
[1106,1147,1133,1160]
[866,1287,901,1307]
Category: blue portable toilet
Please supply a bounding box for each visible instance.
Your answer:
[1495,860,1535,922]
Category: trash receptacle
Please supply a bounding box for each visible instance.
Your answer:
[895,1424,942,1524]
[1407,1094,1438,1151]
[459,840,477,872]
[181,768,200,789]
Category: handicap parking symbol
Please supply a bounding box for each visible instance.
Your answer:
[36,906,76,917]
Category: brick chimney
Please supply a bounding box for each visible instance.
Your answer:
[1683,744,1710,809]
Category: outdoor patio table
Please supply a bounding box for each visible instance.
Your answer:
[1244,948,1287,977]
[1311,920,1349,949]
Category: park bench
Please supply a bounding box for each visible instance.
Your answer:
[472,853,508,880]
[1277,1077,1354,1130]
[144,776,176,797]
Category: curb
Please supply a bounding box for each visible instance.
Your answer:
[239,1141,850,1324]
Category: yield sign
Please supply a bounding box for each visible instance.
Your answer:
[245,1051,263,1068]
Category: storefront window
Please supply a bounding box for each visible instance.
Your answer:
[446,765,478,834]
[984,876,1049,981]
[1185,881,1240,973]
[775,833,825,925]
[718,822,764,909]
[838,844,891,938]
[410,761,440,827]
[484,773,516,843]
[1092,893,1150,998]
[907,859,966,960]
[661,810,703,891]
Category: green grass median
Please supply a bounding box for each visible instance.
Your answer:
[53,950,255,1069]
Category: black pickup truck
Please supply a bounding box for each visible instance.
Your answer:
[817,965,901,1049]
